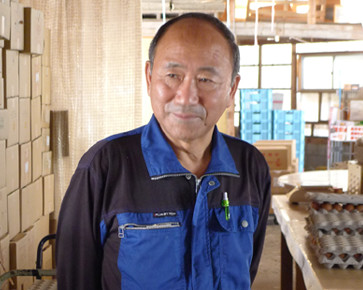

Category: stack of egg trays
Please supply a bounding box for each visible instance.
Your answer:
[305,191,363,269]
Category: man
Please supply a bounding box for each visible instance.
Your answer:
[56,12,271,290]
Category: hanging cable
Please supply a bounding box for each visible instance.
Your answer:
[254,0,258,45]
[226,0,230,28]
[271,0,275,33]
[162,0,166,23]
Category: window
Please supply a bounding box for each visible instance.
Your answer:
[301,56,333,89]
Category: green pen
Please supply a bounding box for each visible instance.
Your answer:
[221,192,230,221]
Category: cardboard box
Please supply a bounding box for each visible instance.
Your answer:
[6,96,18,146]
[21,178,42,231]
[348,162,363,194]
[254,140,296,168]
[43,174,54,216]
[257,146,289,170]
[42,104,50,128]
[32,136,42,181]
[0,3,10,40]
[20,141,31,188]
[3,49,19,98]
[0,234,10,290]
[42,127,50,151]
[0,78,4,109]
[42,66,51,104]
[24,7,44,55]
[0,109,8,139]
[5,1,24,50]
[31,55,42,98]
[19,53,31,98]
[10,232,33,289]
[349,100,363,121]
[42,244,53,270]
[0,186,7,237]
[0,140,4,188]
[31,96,41,139]
[8,189,20,240]
[28,215,50,265]
[33,215,49,250]
[19,98,30,144]
[42,151,52,176]
[42,28,51,67]
[5,144,18,194]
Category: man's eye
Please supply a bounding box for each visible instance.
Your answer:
[167,73,178,79]
[199,78,212,83]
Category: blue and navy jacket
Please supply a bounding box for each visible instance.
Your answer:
[56,115,271,290]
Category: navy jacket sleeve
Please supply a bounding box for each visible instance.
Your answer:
[56,147,105,290]
[250,152,271,284]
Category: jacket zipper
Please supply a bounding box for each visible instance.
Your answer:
[118,222,181,238]
[151,172,239,194]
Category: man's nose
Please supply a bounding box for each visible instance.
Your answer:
[175,77,199,105]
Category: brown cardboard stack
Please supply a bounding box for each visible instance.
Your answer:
[254,140,299,195]
[0,3,54,289]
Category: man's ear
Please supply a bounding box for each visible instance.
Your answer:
[145,61,152,96]
[227,74,241,107]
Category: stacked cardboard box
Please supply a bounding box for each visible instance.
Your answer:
[254,140,299,213]
[254,140,299,195]
[0,2,54,289]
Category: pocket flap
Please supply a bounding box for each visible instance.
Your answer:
[212,205,258,233]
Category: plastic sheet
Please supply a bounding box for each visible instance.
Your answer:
[19,0,142,217]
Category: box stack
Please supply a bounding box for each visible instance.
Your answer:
[240,89,305,172]
[0,2,54,290]
[240,89,272,144]
[347,138,363,195]
[254,139,298,194]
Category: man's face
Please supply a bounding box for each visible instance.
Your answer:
[146,19,240,145]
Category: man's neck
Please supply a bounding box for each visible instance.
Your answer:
[172,141,212,178]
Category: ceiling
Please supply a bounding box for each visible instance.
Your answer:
[141,0,363,45]
[142,0,225,16]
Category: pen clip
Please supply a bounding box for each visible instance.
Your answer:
[221,192,230,221]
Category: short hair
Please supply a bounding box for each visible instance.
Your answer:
[148,12,240,82]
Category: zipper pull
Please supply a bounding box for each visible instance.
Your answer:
[118,225,125,238]
[221,192,230,221]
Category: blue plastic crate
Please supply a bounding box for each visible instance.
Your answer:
[240,89,273,112]
[241,120,253,131]
[241,131,253,143]
[273,110,304,124]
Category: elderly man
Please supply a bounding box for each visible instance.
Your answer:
[56,12,271,290]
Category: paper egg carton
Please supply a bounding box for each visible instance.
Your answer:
[306,191,363,206]
[306,191,363,214]
[308,234,363,269]
[305,212,363,236]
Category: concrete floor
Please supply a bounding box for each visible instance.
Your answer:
[252,223,281,290]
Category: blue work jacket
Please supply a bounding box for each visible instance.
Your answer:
[56,115,271,290]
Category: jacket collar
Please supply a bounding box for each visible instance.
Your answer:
[141,115,239,178]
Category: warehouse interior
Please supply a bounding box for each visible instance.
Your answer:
[1,0,363,289]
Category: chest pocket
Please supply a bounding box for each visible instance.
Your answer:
[116,214,185,290]
[210,205,259,290]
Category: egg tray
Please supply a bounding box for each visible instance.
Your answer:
[305,212,363,235]
[306,191,363,205]
[308,234,363,269]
